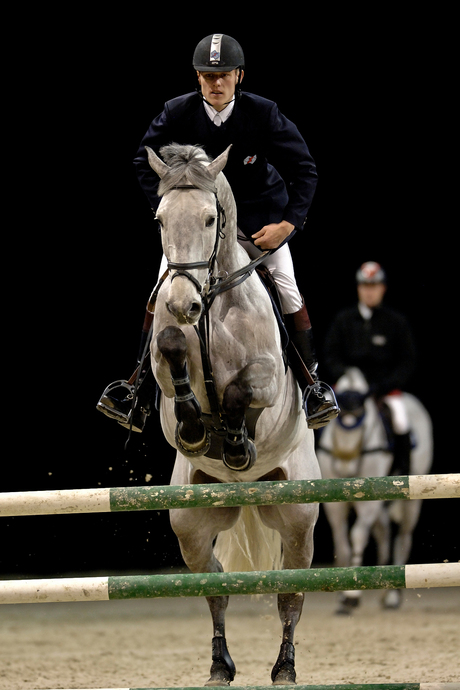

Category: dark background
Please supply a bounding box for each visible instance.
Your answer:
[4,12,454,577]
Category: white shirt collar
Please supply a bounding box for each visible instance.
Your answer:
[358,302,373,320]
[203,98,235,127]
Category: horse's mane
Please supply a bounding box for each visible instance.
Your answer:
[157,144,217,196]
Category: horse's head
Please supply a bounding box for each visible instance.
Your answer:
[147,143,232,325]
[334,368,369,430]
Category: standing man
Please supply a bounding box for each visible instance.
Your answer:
[323,261,417,473]
[97,33,338,430]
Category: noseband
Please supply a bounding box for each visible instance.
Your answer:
[165,184,226,296]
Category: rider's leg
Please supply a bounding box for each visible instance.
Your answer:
[384,392,411,475]
[96,259,168,432]
[96,307,155,432]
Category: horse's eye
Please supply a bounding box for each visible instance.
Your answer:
[205,217,216,228]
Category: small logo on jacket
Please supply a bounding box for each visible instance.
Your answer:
[243,155,257,165]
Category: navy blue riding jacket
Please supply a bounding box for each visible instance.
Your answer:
[323,305,417,398]
[133,91,318,240]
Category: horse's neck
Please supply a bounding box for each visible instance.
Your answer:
[217,232,244,273]
[214,182,246,273]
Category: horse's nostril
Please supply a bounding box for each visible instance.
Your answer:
[188,302,202,319]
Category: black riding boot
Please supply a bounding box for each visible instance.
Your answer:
[284,302,339,429]
[390,431,412,476]
[96,310,155,433]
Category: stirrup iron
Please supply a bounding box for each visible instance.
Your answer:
[96,380,135,424]
[303,380,340,429]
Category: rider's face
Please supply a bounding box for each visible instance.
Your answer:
[197,69,243,111]
[357,282,387,309]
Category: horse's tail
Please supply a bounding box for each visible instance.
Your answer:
[213,506,282,572]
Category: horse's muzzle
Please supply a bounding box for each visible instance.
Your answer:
[166,298,202,325]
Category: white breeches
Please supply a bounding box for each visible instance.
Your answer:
[157,235,303,315]
[383,393,410,435]
[237,233,303,314]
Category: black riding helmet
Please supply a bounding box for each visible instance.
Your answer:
[193,33,245,73]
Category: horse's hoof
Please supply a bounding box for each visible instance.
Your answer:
[271,663,296,685]
[205,677,232,687]
[335,605,352,616]
[222,436,257,471]
[382,589,402,609]
[335,594,360,616]
[272,672,296,685]
[271,642,296,685]
[206,636,235,686]
[175,422,211,458]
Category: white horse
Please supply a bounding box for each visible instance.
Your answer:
[316,367,433,613]
[146,143,320,685]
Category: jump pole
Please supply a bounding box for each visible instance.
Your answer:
[41,683,460,690]
[1,562,458,605]
[1,473,458,517]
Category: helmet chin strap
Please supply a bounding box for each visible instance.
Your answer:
[196,90,239,108]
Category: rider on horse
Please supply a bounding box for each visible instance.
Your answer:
[323,261,418,475]
[97,33,338,432]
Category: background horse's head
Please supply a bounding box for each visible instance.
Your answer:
[147,144,233,325]
[334,367,369,429]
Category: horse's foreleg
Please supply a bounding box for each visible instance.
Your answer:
[222,379,256,472]
[350,501,385,567]
[382,500,422,610]
[322,502,352,567]
[157,326,210,455]
[371,504,391,565]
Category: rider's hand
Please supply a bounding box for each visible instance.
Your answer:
[252,221,294,250]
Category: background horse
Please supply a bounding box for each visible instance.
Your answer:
[316,367,433,613]
[146,143,320,685]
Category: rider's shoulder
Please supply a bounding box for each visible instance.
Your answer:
[164,92,203,118]
[238,91,278,113]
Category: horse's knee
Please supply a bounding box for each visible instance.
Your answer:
[223,379,253,419]
[157,326,187,369]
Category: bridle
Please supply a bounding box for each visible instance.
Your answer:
[165,184,227,298]
[162,184,272,315]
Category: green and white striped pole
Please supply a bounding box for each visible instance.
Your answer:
[1,474,458,517]
[1,563,458,605]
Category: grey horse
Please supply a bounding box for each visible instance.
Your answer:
[147,143,321,685]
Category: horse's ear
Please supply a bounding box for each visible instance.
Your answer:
[145,146,170,179]
[206,145,232,181]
